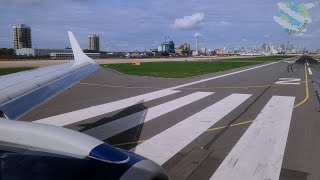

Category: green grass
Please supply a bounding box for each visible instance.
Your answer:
[0,67,34,76]
[221,55,295,61]
[104,61,263,78]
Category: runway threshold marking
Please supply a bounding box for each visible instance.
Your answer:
[132,94,251,165]
[112,120,255,147]
[210,96,295,180]
[294,63,309,109]
[83,92,213,140]
[33,89,179,126]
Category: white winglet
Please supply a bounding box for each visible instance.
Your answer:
[68,31,95,65]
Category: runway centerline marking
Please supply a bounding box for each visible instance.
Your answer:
[83,92,213,140]
[275,78,301,85]
[210,96,295,180]
[133,93,252,165]
[308,67,313,75]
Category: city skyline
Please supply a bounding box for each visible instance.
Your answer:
[0,0,320,51]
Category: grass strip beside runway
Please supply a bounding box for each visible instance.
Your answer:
[104,61,263,78]
[0,67,34,76]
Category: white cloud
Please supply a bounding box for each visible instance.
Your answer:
[293,33,315,38]
[241,38,248,42]
[194,32,200,37]
[9,0,41,5]
[215,21,232,27]
[172,13,205,30]
[264,34,270,38]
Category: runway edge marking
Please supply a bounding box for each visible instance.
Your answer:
[210,96,295,180]
[133,93,252,165]
[84,92,213,140]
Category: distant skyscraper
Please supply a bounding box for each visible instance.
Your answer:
[168,41,175,53]
[286,42,294,51]
[88,34,100,52]
[13,24,32,49]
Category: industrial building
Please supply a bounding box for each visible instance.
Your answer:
[175,43,191,55]
[13,24,32,49]
[15,48,72,57]
[88,34,100,52]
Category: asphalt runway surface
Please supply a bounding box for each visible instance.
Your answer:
[21,55,320,180]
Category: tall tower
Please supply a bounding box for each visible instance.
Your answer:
[194,33,199,56]
[88,34,100,52]
[13,24,32,49]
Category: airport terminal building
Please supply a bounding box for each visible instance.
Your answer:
[15,48,72,57]
[50,53,100,59]
[15,48,101,59]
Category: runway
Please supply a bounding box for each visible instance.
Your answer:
[21,55,320,180]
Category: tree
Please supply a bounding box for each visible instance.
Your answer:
[0,48,15,56]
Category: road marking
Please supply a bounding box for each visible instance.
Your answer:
[80,82,290,90]
[170,61,281,89]
[84,92,213,140]
[294,63,309,108]
[33,89,179,126]
[275,78,301,85]
[113,120,255,147]
[210,96,295,180]
[133,94,251,165]
[35,60,281,126]
[308,67,313,75]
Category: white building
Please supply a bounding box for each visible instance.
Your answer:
[15,48,72,57]
[158,43,169,52]
[50,53,100,59]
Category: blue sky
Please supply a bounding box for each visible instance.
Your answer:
[0,0,319,51]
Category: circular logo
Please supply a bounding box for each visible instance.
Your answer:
[273,1,316,35]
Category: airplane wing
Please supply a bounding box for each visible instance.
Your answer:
[0,31,97,120]
[0,32,168,180]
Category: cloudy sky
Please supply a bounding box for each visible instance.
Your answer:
[0,0,319,51]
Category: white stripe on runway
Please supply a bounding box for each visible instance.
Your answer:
[308,67,313,75]
[210,96,295,180]
[133,93,252,165]
[84,92,213,140]
[34,89,179,126]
